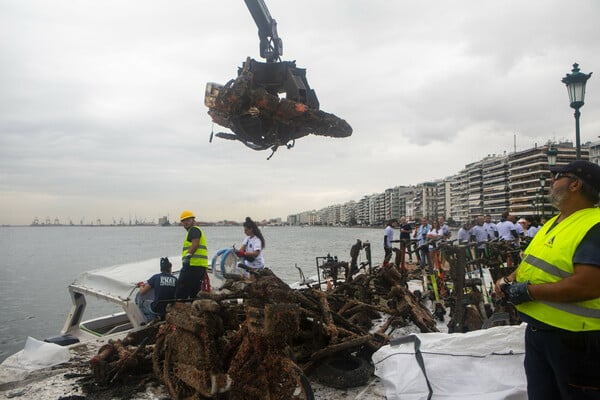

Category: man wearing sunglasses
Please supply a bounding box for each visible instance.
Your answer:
[495,160,600,399]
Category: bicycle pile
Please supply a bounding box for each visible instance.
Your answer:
[85,262,441,399]
[83,239,524,400]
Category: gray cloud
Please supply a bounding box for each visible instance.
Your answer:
[1,0,600,224]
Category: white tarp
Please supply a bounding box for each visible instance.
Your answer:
[372,324,528,400]
[0,337,71,384]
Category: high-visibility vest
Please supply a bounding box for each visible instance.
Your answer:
[516,207,600,331]
[182,226,208,268]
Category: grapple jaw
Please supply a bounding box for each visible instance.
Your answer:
[205,57,351,157]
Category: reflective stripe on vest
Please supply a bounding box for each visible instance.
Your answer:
[516,208,600,331]
[182,226,208,268]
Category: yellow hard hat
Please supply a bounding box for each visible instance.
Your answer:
[180,210,195,222]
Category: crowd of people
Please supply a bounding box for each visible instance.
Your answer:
[379,160,600,398]
[382,209,553,272]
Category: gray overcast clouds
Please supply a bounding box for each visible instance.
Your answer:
[1,0,600,225]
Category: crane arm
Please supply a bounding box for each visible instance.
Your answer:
[244,0,282,62]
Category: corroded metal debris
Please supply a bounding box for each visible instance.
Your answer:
[87,257,438,399]
[205,57,352,157]
[87,239,523,399]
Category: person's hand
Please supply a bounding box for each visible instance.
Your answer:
[501,281,532,305]
[494,277,507,296]
[137,281,145,288]
[235,250,246,258]
[182,254,191,268]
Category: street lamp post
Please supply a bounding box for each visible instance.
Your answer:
[562,63,592,160]
[546,144,558,167]
[545,144,558,217]
[539,174,546,219]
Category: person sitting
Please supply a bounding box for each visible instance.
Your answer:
[137,257,178,321]
[235,217,266,278]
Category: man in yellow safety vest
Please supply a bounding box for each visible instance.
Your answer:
[175,210,209,300]
[495,160,600,399]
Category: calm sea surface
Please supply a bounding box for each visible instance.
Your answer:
[0,225,383,362]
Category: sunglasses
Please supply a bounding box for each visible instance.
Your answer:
[552,172,578,181]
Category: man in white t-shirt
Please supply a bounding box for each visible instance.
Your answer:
[483,214,498,240]
[383,219,399,266]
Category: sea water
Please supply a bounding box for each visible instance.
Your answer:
[0,225,383,362]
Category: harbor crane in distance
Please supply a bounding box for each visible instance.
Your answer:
[205,0,352,159]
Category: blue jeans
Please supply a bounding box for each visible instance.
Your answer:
[135,292,158,322]
[139,299,158,322]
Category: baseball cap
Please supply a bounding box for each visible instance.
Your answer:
[550,160,600,191]
[517,218,527,224]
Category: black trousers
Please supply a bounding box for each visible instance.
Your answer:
[524,324,600,399]
[175,265,206,300]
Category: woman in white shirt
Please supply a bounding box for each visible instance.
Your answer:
[235,217,265,276]
[427,220,442,247]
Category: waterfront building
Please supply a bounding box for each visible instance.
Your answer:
[384,188,397,223]
[357,196,370,226]
[412,182,436,219]
[450,171,469,224]
[435,179,452,221]
[322,204,341,225]
[589,139,600,166]
[466,161,484,218]
[339,200,357,225]
[287,141,593,226]
[481,155,509,221]
[370,193,385,226]
[398,187,416,221]
[508,142,583,218]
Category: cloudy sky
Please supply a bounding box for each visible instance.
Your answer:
[1,0,600,225]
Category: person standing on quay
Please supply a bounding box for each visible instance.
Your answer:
[497,211,521,265]
[526,218,540,239]
[383,218,398,267]
[176,210,209,299]
[457,221,472,244]
[438,215,451,239]
[483,214,498,240]
[413,217,432,270]
[471,215,489,258]
[497,211,519,242]
[495,160,600,399]
[399,216,413,263]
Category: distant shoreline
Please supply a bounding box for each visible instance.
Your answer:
[2,224,385,228]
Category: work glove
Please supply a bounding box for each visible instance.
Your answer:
[182,254,191,268]
[235,250,246,258]
[501,281,533,305]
